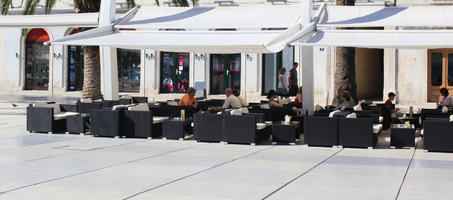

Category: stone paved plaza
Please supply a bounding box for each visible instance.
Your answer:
[0,103,452,199]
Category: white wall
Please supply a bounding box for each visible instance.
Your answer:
[2,28,22,91]
[313,46,332,106]
[397,49,429,106]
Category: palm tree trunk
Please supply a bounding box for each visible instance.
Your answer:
[81,46,103,99]
[335,0,357,101]
[75,0,102,99]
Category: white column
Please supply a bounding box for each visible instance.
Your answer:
[99,0,119,100]
[100,47,119,100]
[301,0,314,113]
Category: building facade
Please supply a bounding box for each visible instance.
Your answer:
[0,0,450,108]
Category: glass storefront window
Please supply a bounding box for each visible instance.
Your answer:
[25,29,50,90]
[160,52,190,93]
[67,29,84,91]
[449,53,453,86]
[210,54,241,95]
[431,53,443,87]
[262,46,294,95]
[117,48,141,92]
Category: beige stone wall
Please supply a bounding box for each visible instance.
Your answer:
[396,49,430,106]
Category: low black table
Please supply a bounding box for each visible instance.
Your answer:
[162,118,193,140]
[398,116,420,129]
[272,121,301,145]
[390,124,416,148]
[66,115,90,135]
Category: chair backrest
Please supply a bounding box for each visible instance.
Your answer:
[77,102,102,114]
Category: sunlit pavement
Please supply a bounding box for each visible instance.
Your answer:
[0,104,452,200]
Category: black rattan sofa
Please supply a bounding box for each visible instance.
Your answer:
[423,118,453,152]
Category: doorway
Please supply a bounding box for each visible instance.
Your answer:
[428,49,453,102]
[209,54,241,95]
[355,48,384,100]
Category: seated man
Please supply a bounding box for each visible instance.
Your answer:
[210,88,242,111]
[179,87,197,108]
[385,92,403,118]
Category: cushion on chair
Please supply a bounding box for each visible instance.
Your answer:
[353,104,362,111]
[329,110,341,118]
[265,121,273,126]
[346,113,357,118]
[230,109,243,116]
[153,116,169,124]
[450,115,453,122]
[373,124,383,134]
[239,107,249,114]
[260,104,271,109]
[80,98,92,103]
[54,112,79,120]
[256,123,266,130]
[167,101,178,106]
[128,103,149,111]
[379,116,384,123]
[112,105,128,110]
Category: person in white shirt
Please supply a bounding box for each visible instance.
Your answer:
[277,68,288,95]
[438,88,453,108]
[232,89,248,107]
[209,88,242,111]
[222,88,242,109]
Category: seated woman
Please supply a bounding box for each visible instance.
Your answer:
[315,91,354,111]
[179,87,197,108]
[438,88,453,108]
[294,87,303,106]
[267,90,300,115]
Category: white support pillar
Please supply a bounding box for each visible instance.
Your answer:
[99,0,119,100]
[100,47,119,100]
[301,0,314,113]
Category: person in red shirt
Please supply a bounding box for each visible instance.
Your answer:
[385,92,400,113]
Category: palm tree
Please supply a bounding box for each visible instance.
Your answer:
[335,0,357,101]
[1,0,196,99]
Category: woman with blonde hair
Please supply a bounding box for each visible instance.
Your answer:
[277,68,288,96]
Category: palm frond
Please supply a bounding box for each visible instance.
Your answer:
[126,0,135,9]
[44,0,56,14]
[1,0,13,15]
[22,0,40,15]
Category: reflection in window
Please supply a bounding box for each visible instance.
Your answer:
[160,52,190,93]
[117,48,141,92]
[67,46,84,91]
[25,28,50,90]
[262,46,294,95]
[67,29,84,91]
[449,54,453,86]
[431,53,443,87]
[210,54,241,95]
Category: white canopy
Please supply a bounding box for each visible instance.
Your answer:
[50,5,305,53]
[319,6,453,27]
[0,13,98,27]
[294,29,453,49]
[291,5,453,48]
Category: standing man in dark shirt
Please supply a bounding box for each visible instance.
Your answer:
[288,62,299,96]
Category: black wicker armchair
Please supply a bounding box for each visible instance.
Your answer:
[304,116,339,147]
[423,119,453,152]
[26,104,79,134]
[193,113,225,142]
[223,113,270,145]
[338,118,380,149]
